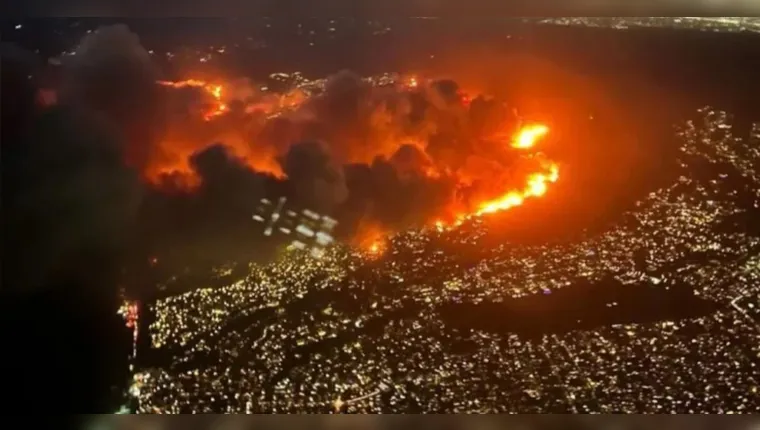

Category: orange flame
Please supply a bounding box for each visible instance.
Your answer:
[511,124,549,149]
[157,79,228,121]
[475,124,558,215]
[439,123,559,227]
[475,161,559,215]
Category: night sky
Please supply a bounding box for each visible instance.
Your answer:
[5,0,760,18]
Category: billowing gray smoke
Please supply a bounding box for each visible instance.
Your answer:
[60,24,163,169]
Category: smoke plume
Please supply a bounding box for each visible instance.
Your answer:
[60,24,163,169]
[2,38,142,294]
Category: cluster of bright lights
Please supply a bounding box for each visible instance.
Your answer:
[132,108,759,413]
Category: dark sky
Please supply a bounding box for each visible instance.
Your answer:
[4,0,759,17]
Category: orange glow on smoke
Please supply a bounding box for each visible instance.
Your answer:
[149,79,294,187]
[153,77,560,242]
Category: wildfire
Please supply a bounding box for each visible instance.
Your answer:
[475,162,559,215]
[443,123,559,224]
[155,76,559,254]
[157,79,228,121]
[365,122,558,255]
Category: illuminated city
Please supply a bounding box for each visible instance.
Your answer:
[532,17,760,34]
[132,108,760,413]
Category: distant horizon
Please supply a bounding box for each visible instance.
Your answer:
[5,0,760,18]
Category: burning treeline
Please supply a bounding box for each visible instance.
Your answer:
[51,25,560,259]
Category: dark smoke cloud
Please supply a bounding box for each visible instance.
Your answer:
[390,144,436,178]
[0,43,39,148]
[2,39,142,295]
[138,143,278,265]
[3,105,142,294]
[1,41,139,412]
[279,141,349,213]
[60,24,163,169]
